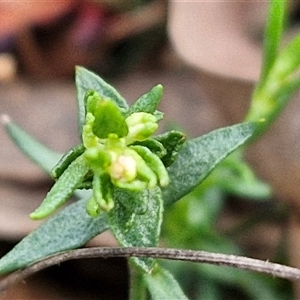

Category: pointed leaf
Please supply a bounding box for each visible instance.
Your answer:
[0,199,108,275]
[247,75,300,138]
[51,144,85,180]
[128,84,163,115]
[75,66,129,133]
[131,138,167,158]
[108,188,163,272]
[1,116,92,201]
[1,115,62,173]
[258,0,286,86]
[130,145,169,187]
[30,155,90,220]
[271,35,300,79]
[144,265,188,300]
[213,152,272,200]
[163,122,257,205]
[154,131,186,167]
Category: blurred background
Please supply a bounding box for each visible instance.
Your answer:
[1,0,300,299]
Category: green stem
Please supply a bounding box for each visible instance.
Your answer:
[129,264,147,300]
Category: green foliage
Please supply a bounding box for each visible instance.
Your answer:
[258,0,285,86]
[1,1,300,299]
[163,123,257,206]
[2,116,62,173]
[144,265,188,300]
[127,84,163,116]
[246,0,300,138]
[75,66,129,134]
[161,163,281,299]
[161,0,300,298]
[0,66,256,298]
[0,199,108,275]
[30,156,90,220]
[108,188,163,272]
[89,92,129,139]
[154,130,186,167]
[50,144,85,180]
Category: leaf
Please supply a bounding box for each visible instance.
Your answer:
[0,199,108,275]
[258,0,286,86]
[50,144,85,180]
[30,155,90,220]
[144,265,188,300]
[0,118,255,277]
[128,84,163,115]
[222,179,271,200]
[163,122,257,205]
[131,139,167,158]
[246,72,300,137]
[1,115,92,201]
[211,151,272,200]
[75,66,129,133]
[245,1,290,139]
[271,35,300,80]
[130,145,169,187]
[1,115,62,174]
[154,131,186,167]
[108,188,163,272]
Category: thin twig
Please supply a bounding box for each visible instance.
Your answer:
[1,246,300,293]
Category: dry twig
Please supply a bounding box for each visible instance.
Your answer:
[1,246,300,293]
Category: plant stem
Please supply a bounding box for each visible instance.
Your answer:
[1,246,300,293]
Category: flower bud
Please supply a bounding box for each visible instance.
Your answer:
[125,112,158,144]
[109,155,137,182]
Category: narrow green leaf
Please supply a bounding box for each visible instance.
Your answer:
[129,267,147,300]
[276,76,300,104]
[213,152,272,200]
[30,155,90,220]
[251,34,300,129]
[247,75,300,137]
[271,35,300,80]
[128,84,163,115]
[154,131,186,167]
[220,177,272,200]
[1,115,92,201]
[131,139,167,158]
[50,144,85,180]
[0,199,108,275]
[258,0,286,86]
[108,188,163,272]
[144,265,188,300]
[130,145,169,187]
[163,122,257,205]
[1,115,62,173]
[75,66,129,133]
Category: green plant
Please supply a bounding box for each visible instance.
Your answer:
[1,1,300,299]
[0,65,257,297]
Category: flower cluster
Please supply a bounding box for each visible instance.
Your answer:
[81,91,169,216]
[29,84,185,220]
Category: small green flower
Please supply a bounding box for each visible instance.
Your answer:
[80,92,168,214]
[29,88,185,220]
[125,112,158,144]
[109,154,137,182]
